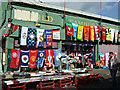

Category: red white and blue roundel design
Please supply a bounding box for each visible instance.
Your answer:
[21,50,29,68]
[22,55,29,63]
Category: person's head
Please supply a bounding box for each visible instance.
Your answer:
[109,52,114,58]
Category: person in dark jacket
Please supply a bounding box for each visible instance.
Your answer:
[109,52,118,88]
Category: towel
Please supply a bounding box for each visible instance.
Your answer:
[106,28,111,41]
[110,28,115,42]
[29,50,38,68]
[53,49,61,67]
[45,29,53,47]
[72,23,78,38]
[21,50,29,68]
[37,50,45,68]
[66,22,73,36]
[20,27,28,46]
[115,30,118,43]
[37,29,45,47]
[84,26,90,41]
[95,26,100,40]
[90,26,95,41]
[102,26,106,42]
[46,49,53,67]
[77,25,83,40]
[10,49,21,68]
[52,29,60,40]
[27,28,37,47]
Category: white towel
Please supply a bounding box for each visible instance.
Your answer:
[20,27,28,46]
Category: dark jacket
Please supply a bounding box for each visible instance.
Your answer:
[108,56,118,70]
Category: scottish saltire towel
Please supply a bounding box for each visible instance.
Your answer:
[102,26,106,42]
[45,30,53,47]
[72,23,78,38]
[95,26,100,40]
[10,49,21,68]
[20,27,28,46]
[115,30,118,43]
[4,23,14,37]
[106,27,111,41]
[90,26,95,41]
[53,48,61,67]
[21,50,29,68]
[77,25,83,40]
[110,28,115,42]
[46,49,53,67]
[37,29,45,48]
[27,28,37,46]
[52,29,60,40]
[84,26,89,41]
[29,50,38,68]
[66,22,73,36]
[118,31,120,43]
[12,25,19,33]
[37,50,45,68]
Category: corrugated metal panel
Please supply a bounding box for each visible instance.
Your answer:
[11,0,119,23]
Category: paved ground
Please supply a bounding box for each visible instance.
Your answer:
[76,68,120,89]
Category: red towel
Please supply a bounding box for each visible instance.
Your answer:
[84,26,90,41]
[29,50,38,68]
[66,23,73,36]
[102,26,106,41]
[10,49,21,68]
[46,49,53,67]
[4,23,12,37]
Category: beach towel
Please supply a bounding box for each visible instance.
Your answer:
[77,25,83,40]
[66,22,73,36]
[84,26,89,41]
[52,29,60,40]
[72,23,78,38]
[90,26,95,41]
[46,49,53,67]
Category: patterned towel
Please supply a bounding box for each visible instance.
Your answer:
[66,22,73,36]
[20,27,28,46]
[115,30,118,43]
[21,50,29,68]
[37,50,45,68]
[27,28,37,47]
[29,50,38,68]
[45,30,53,47]
[72,23,78,38]
[102,26,106,42]
[84,26,90,41]
[77,25,83,40]
[90,26,95,41]
[53,49,61,67]
[46,49,53,67]
[10,49,21,68]
[37,29,45,47]
[52,29,60,40]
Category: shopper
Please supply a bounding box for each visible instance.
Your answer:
[108,52,118,88]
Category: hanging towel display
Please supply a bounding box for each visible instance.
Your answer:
[99,52,105,67]
[21,50,29,68]
[53,48,61,67]
[37,29,45,48]
[77,25,83,40]
[95,26,100,40]
[4,23,14,37]
[106,28,111,41]
[52,29,60,40]
[110,28,115,42]
[20,27,28,46]
[10,49,21,68]
[27,28,37,47]
[12,25,19,33]
[115,30,118,43]
[90,26,95,41]
[84,26,89,41]
[72,23,78,38]
[37,50,45,68]
[29,50,38,68]
[46,49,53,67]
[118,31,120,43]
[66,22,73,36]
[45,29,53,47]
[102,26,106,42]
